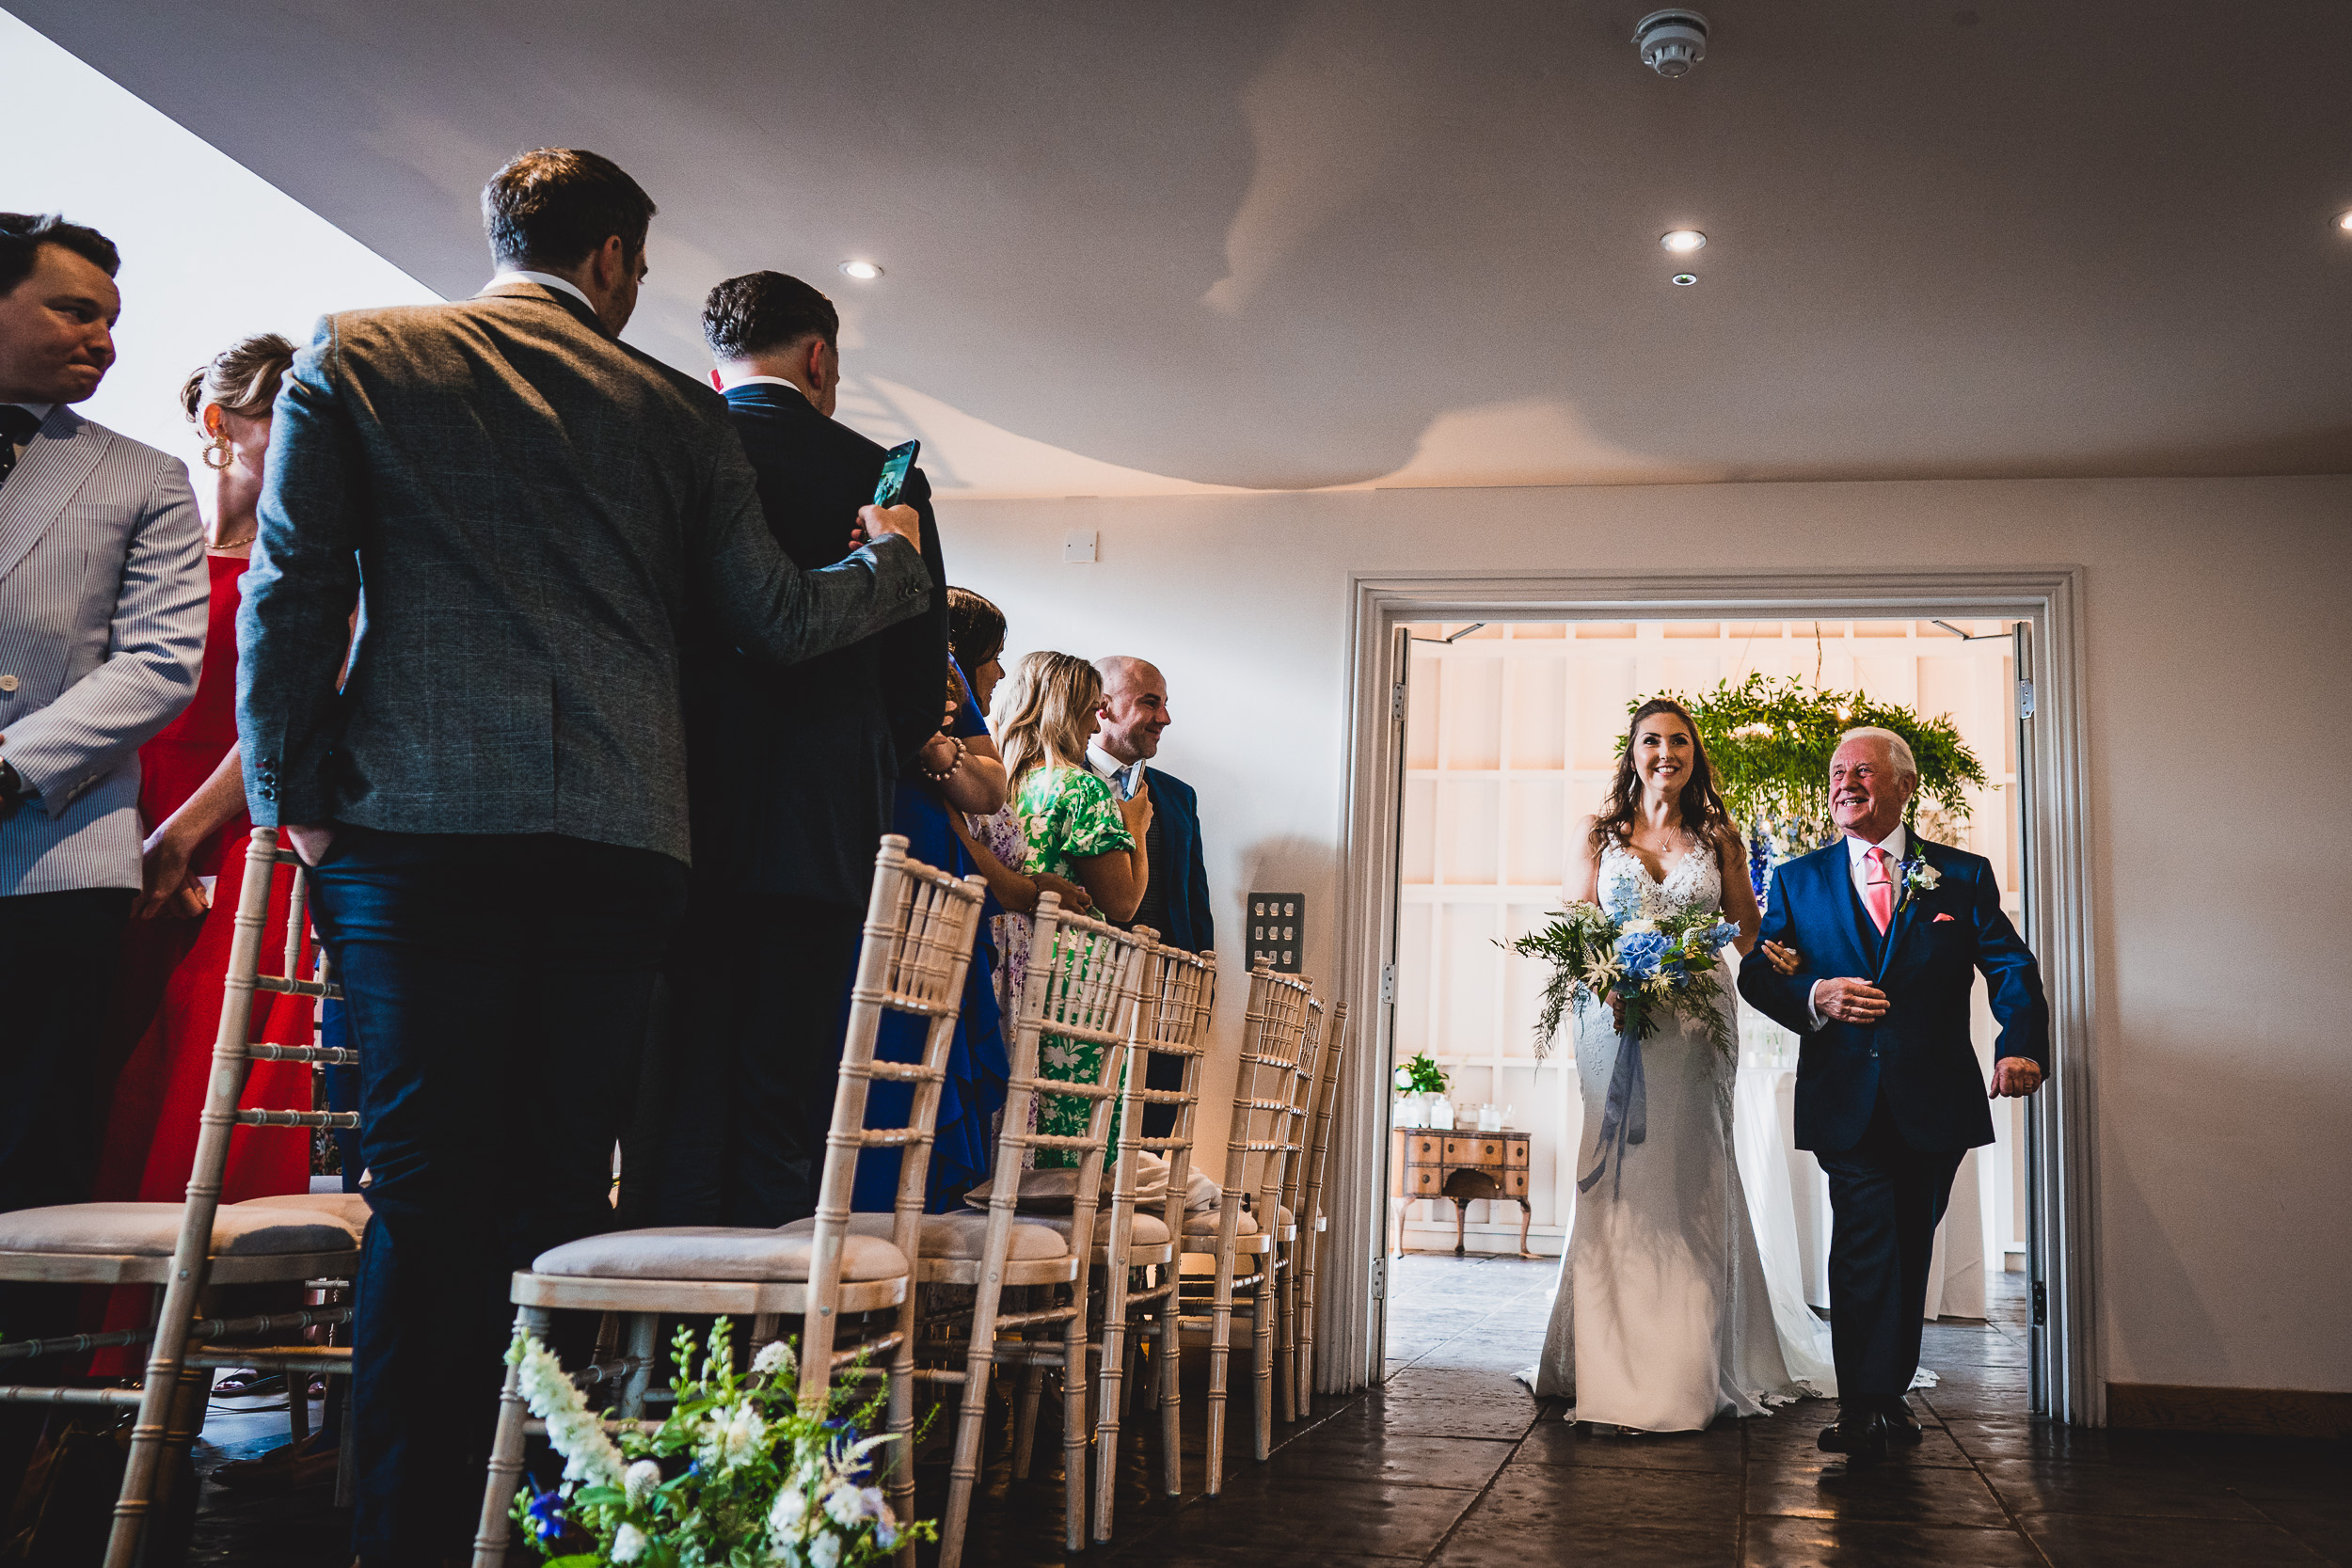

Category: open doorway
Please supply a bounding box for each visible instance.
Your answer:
[1318,567,2096,1430]
[1376,617,2030,1417]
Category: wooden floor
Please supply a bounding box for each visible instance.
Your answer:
[190,1256,2349,1565]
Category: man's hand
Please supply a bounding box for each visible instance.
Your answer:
[1034,873,1092,912]
[136,826,208,920]
[854,503,922,554]
[1117,779,1154,839]
[1760,940,1803,975]
[284,822,337,866]
[1812,976,1890,1024]
[1989,1057,2044,1099]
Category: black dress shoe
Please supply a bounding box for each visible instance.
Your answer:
[1881,1398,1925,1444]
[1818,1409,1888,1464]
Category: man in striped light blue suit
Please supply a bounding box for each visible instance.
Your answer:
[0,213,207,1480]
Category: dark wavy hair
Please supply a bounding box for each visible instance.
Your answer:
[946,586,1007,676]
[1589,697,1737,856]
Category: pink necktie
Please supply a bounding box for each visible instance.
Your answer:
[1863,846,1895,934]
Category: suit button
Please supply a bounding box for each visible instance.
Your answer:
[0,674,17,692]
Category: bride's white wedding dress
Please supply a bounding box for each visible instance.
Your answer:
[1524,841,1833,1430]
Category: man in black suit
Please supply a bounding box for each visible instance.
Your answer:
[650,270,954,1228]
[241,155,931,1564]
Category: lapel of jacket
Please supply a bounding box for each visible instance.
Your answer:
[0,407,104,591]
[1875,833,1942,984]
[1801,843,1876,983]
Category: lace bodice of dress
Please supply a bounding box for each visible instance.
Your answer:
[1597,838,1724,924]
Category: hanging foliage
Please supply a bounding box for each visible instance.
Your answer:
[1648,673,1987,859]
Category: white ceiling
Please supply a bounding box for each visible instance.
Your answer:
[13,0,2352,496]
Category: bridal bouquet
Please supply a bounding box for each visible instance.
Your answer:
[1508,903,1741,1059]
[506,1317,933,1568]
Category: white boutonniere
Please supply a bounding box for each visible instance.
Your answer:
[1897,853,1940,912]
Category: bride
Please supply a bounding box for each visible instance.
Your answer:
[1524,697,1834,1430]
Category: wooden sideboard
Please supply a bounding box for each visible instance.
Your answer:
[1391,1126,1534,1257]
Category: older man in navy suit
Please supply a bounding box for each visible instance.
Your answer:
[1739,726,2047,1463]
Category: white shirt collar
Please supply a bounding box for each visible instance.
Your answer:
[487,269,596,310]
[1845,823,1908,865]
[715,372,817,404]
[1086,741,1130,780]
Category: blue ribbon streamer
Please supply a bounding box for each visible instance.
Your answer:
[1578,1025,1647,1198]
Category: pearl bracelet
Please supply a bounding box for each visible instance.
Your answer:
[922,735,966,784]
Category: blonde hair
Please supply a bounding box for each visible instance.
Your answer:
[992,650,1103,786]
[181,332,296,426]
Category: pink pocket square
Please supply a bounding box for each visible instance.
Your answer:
[1932,913,1956,923]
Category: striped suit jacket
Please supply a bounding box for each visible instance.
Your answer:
[0,405,208,895]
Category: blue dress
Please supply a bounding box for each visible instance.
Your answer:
[850,665,1009,1212]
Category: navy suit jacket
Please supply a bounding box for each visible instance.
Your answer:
[1142,765,1214,955]
[677,383,950,905]
[1738,834,2047,1154]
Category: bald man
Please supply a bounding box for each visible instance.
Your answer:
[1087,657,1210,953]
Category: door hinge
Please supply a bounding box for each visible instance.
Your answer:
[2016,678,2036,719]
[2031,1280,2048,1326]
[1370,1252,1388,1304]
[1391,681,1406,722]
[1379,964,1395,1005]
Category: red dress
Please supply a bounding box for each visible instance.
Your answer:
[92,553,315,1208]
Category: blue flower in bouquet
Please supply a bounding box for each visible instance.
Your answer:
[1615,927,1671,976]
[525,1482,566,1543]
[825,1418,871,1481]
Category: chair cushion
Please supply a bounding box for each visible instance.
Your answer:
[1028,1212,1172,1249]
[964,1152,1169,1214]
[232,1192,371,1240]
[532,1227,908,1282]
[1184,1172,1221,1212]
[1183,1209,1261,1239]
[0,1202,356,1258]
[780,1213,1067,1262]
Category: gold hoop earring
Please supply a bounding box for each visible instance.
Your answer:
[202,436,234,471]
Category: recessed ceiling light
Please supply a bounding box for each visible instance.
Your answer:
[838,260,883,280]
[2337,211,2352,232]
[1672,273,1699,286]
[1661,229,1707,253]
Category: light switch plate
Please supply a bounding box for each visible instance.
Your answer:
[1063,529,1098,563]
[1247,892,1304,974]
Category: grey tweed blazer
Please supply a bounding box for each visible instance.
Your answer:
[237,283,932,863]
[0,405,207,895]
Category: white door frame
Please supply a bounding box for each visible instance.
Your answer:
[1324,565,2102,1424]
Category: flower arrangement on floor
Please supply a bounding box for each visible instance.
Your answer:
[507,1317,934,1568]
[1508,903,1742,1060]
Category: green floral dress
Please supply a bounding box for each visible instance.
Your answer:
[1014,767,1136,1166]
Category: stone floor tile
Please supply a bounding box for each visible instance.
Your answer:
[1744,1456,2012,1529]
[1149,1473,1480,1560]
[1258,1432,1518,1490]
[2020,1512,2333,1567]
[2238,1495,2352,1566]
[1973,1456,2264,1519]
[1742,1515,2043,1567]
[1457,1459,1742,1533]
[1514,1413,1746,1473]
[1434,1523,1737,1566]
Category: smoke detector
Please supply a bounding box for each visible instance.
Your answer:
[1633,9,1708,77]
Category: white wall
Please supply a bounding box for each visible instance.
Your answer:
[939,474,2352,1398]
[1,12,439,464]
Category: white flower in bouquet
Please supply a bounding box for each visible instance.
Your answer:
[809,1531,843,1568]
[769,1482,811,1539]
[705,1402,770,1472]
[824,1481,867,1528]
[860,1488,898,1549]
[507,1336,625,1489]
[611,1522,649,1563]
[624,1458,661,1506]
[752,1338,796,1379]
[1620,917,1658,934]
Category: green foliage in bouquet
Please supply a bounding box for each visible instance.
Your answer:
[1651,673,1985,854]
[507,1316,935,1568]
[1391,1053,1449,1095]
[1507,904,1740,1060]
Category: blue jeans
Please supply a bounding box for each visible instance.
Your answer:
[304,828,686,1563]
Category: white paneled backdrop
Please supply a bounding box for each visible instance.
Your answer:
[1390,619,2028,1322]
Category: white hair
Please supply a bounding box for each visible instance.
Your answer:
[1836,725,1917,778]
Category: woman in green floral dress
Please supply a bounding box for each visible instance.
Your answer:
[992,651,1154,1164]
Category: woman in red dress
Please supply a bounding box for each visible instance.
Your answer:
[92,335,316,1220]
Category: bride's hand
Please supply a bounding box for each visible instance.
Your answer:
[1761,940,1803,975]
[1607,991,1626,1030]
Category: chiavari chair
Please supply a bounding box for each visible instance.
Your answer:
[0,829,365,1568]
[471,836,986,1567]
[905,893,1150,1566]
[1294,1003,1350,1408]
[1176,962,1312,1492]
[1270,998,1327,1424]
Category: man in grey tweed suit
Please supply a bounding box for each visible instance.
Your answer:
[0,212,207,1486]
[236,150,931,1565]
